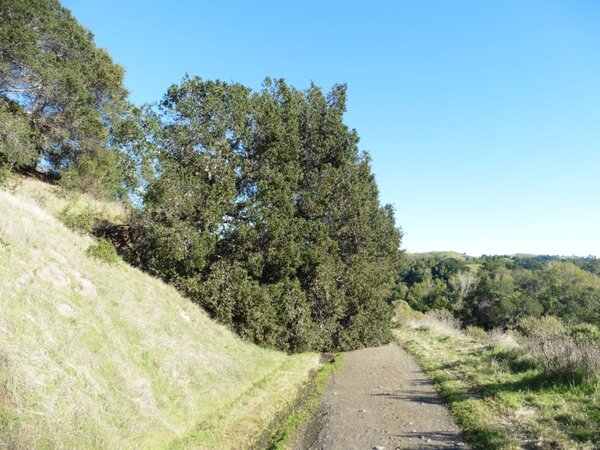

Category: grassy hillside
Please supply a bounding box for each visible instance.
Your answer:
[0,177,320,449]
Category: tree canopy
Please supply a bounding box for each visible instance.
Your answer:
[0,0,130,196]
[394,253,600,330]
[131,77,402,352]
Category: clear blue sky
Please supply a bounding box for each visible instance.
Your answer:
[63,0,600,256]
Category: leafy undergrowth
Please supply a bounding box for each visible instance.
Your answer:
[396,326,600,449]
[0,178,320,449]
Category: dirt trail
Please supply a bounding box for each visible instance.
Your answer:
[294,343,467,450]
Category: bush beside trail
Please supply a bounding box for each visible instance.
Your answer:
[397,304,600,382]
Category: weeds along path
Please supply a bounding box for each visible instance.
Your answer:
[294,343,467,450]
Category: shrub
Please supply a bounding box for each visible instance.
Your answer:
[59,207,95,234]
[518,315,566,337]
[522,316,600,380]
[86,239,120,265]
[464,325,488,341]
[0,168,21,192]
[416,309,462,336]
[0,166,9,185]
[570,323,600,343]
[393,300,424,326]
[426,309,462,328]
[0,232,9,249]
[487,327,519,349]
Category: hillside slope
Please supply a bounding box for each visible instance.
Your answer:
[0,178,319,449]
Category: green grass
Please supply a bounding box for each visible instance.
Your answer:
[0,177,320,449]
[266,354,343,450]
[396,326,600,450]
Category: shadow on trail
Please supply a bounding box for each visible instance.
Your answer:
[371,390,445,405]
[389,431,465,449]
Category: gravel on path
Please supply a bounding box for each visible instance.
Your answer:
[294,343,468,450]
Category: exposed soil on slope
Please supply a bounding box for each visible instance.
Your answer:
[292,343,468,450]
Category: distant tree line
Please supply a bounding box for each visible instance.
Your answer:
[1,0,402,352]
[394,253,600,330]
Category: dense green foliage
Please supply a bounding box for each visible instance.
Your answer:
[86,238,120,265]
[395,253,600,330]
[0,0,131,197]
[0,97,37,173]
[58,206,96,233]
[131,77,401,352]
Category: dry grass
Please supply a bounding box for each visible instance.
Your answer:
[10,175,127,224]
[0,178,319,449]
[487,328,519,350]
[526,335,600,380]
[392,300,424,326]
[409,309,462,337]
